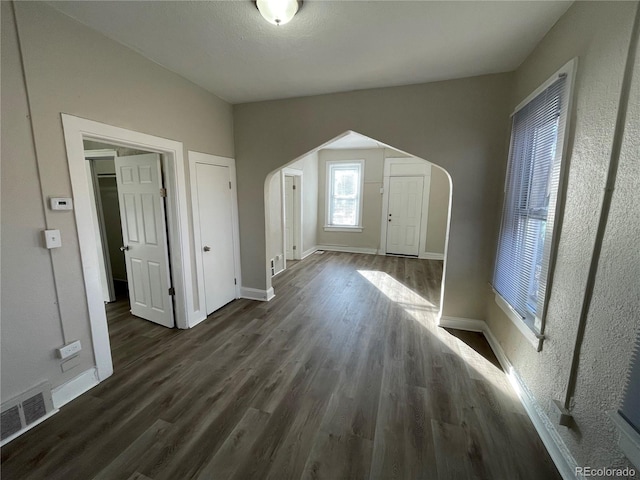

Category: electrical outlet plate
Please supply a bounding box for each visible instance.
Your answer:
[57,340,81,360]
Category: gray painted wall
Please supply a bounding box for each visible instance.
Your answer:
[486,1,639,471]
[426,166,449,255]
[267,173,284,274]
[234,73,513,320]
[1,1,233,403]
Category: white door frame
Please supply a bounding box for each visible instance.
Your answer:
[84,149,118,303]
[62,114,195,382]
[188,151,242,326]
[281,167,303,267]
[379,157,432,257]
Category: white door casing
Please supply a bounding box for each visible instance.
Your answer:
[115,154,175,328]
[386,176,424,256]
[195,163,237,315]
[63,114,194,384]
[284,175,295,260]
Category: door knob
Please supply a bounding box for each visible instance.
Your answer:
[120,245,129,252]
[203,246,211,252]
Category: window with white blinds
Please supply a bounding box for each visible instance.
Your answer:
[493,68,572,335]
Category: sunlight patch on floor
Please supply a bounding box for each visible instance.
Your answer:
[357,270,437,327]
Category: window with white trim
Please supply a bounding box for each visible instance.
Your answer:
[493,63,573,338]
[325,160,364,230]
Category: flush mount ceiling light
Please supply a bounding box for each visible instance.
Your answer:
[256,0,300,26]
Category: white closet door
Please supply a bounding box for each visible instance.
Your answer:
[196,163,237,315]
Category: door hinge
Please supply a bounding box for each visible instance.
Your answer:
[168,287,175,296]
[160,188,167,198]
[293,184,296,190]
[229,181,232,190]
[293,245,297,250]
[234,278,237,285]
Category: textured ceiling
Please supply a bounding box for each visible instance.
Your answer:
[47,1,572,104]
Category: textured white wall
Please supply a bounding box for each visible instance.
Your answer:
[486,0,639,470]
[1,2,234,403]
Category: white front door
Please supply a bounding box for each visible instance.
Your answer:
[115,154,174,327]
[386,176,424,256]
[195,163,237,315]
[284,175,295,261]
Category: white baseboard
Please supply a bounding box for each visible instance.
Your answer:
[51,367,99,409]
[315,244,377,255]
[301,246,318,259]
[491,340,580,479]
[439,315,485,332]
[240,286,275,302]
[419,252,445,260]
[440,317,579,480]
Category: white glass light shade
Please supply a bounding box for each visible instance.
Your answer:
[256,0,299,26]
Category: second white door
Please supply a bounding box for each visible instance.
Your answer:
[386,176,424,256]
[195,163,237,315]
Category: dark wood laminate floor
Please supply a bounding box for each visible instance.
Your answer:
[1,252,560,480]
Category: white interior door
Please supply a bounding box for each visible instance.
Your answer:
[115,154,174,328]
[386,176,424,256]
[284,175,295,261]
[195,163,237,315]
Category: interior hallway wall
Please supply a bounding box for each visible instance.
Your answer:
[267,173,284,275]
[287,152,319,256]
[234,73,511,321]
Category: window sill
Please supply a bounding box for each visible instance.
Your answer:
[494,293,544,351]
[609,411,640,470]
[323,226,363,233]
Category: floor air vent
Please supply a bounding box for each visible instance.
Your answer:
[1,383,54,444]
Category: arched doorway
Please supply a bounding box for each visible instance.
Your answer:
[263,131,452,319]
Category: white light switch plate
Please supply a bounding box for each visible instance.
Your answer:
[44,229,62,249]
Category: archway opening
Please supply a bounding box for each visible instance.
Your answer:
[263,131,453,319]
